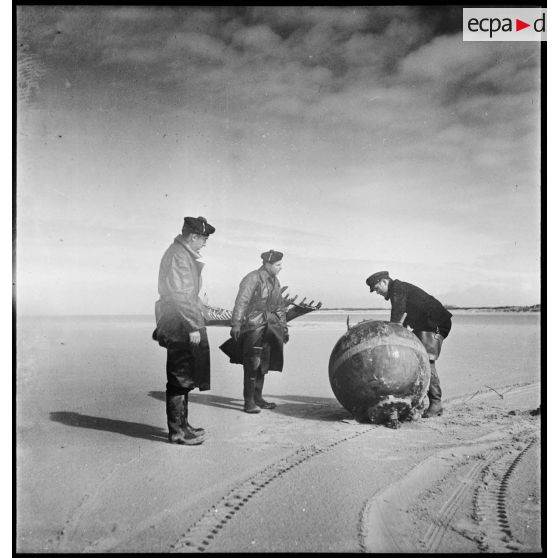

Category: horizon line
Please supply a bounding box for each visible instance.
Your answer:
[15,303,541,318]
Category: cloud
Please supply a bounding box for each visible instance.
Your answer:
[397,34,540,105]
[23,5,538,141]
[399,34,492,82]
[165,31,229,62]
[231,24,282,51]
[16,7,432,112]
[252,6,374,32]
[17,7,541,312]
[105,6,166,22]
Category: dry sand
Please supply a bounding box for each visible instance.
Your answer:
[16,315,542,553]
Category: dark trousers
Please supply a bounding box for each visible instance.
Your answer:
[165,335,210,435]
[165,330,210,393]
[166,342,198,394]
[241,327,275,406]
[428,362,442,402]
[415,318,451,403]
[240,326,275,375]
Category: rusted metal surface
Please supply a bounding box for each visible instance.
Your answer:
[328,320,430,426]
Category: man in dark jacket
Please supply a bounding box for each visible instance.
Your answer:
[153,216,216,445]
[230,250,289,413]
[366,271,452,418]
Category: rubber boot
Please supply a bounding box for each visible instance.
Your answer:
[243,375,261,413]
[423,362,443,418]
[166,392,203,445]
[182,392,205,438]
[242,347,262,414]
[186,421,206,437]
[254,369,276,409]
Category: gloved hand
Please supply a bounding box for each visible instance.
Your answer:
[283,330,289,344]
[189,330,201,345]
[230,325,241,341]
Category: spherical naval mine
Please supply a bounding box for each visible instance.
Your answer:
[329,321,430,426]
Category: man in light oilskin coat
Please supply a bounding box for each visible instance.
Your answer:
[229,250,289,413]
[153,216,215,445]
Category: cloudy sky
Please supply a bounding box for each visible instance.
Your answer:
[16,6,541,315]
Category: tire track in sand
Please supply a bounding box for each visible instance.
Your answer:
[420,447,499,552]
[358,438,503,553]
[359,426,539,553]
[169,428,373,553]
[473,436,538,552]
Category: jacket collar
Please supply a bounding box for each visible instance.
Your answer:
[386,278,395,301]
[174,235,204,263]
[258,265,277,284]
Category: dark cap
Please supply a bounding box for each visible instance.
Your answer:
[366,271,389,291]
[182,216,216,236]
[261,249,283,264]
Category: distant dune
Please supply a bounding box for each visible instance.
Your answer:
[322,304,541,312]
[444,304,541,313]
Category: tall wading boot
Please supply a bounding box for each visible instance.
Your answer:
[423,361,443,418]
[243,373,261,413]
[243,349,261,414]
[182,392,206,438]
[166,392,203,445]
[254,369,276,409]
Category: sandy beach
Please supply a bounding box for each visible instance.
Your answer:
[16,311,541,553]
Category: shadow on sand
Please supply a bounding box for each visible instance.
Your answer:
[148,391,350,422]
[270,395,351,422]
[49,412,168,443]
[148,390,244,412]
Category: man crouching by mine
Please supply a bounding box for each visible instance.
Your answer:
[230,250,289,413]
[153,216,216,445]
[366,271,452,418]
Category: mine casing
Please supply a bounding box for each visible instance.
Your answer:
[328,320,431,423]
